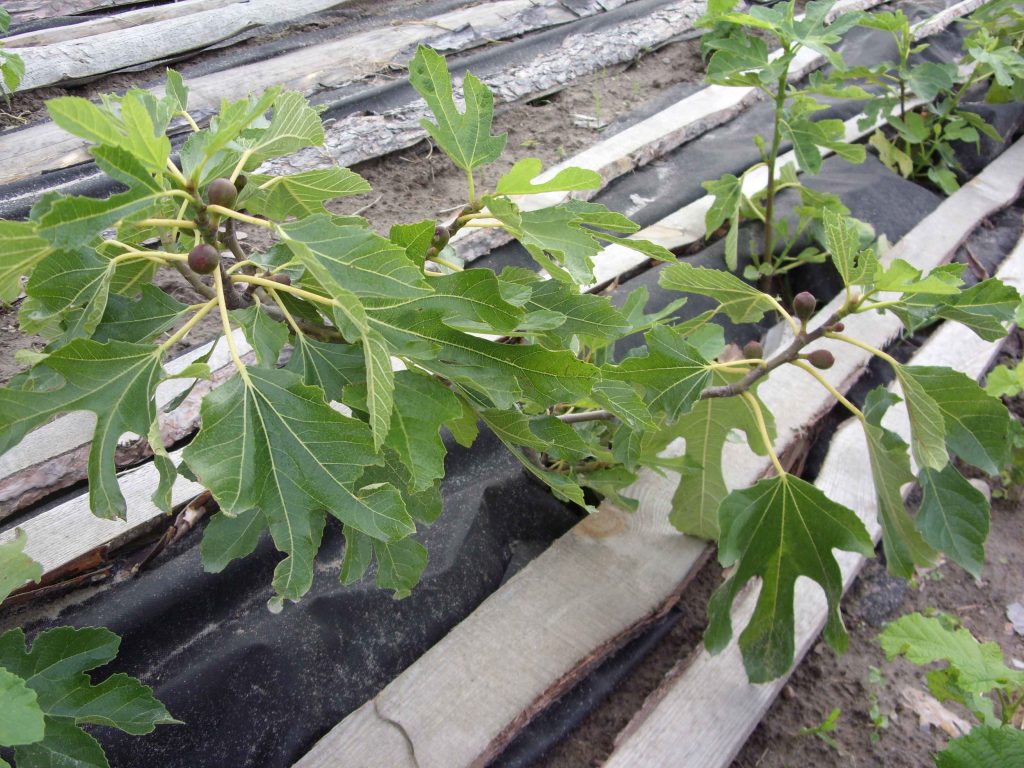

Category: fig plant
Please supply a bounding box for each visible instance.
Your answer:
[0,4,1020,760]
[826,3,1024,194]
[698,0,866,280]
[880,611,1024,765]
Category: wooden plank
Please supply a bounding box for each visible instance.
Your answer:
[4,0,239,49]
[5,0,143,25]
[0,331,253,519]
[0,0,584,187]
[13,0,352,92]
[0,446,204,574]
[603,153,1024,768]
[265,0,718,187]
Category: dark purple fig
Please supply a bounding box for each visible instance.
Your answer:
[433,225,450,248]
[806,349,835,370]
[742,340,763,360]
[188,243,221,274]
[830,322,845,333]
[792,291,817,321]
[234,174,248,192]
[206,177,238,208]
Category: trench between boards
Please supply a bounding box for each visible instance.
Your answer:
[1,0,1021,766]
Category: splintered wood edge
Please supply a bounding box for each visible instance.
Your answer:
[604,162,1024,768]
[0,0,589,188]
[291,139,1024,768]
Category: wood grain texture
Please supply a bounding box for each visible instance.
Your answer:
[13,0,350,92]
[5,0,138,24]
[603,149,1024,768]
[0,0,576,187]
[4,0,239,48]
[0,445,203,574]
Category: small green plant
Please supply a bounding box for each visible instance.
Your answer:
[880,611,1024,765]
[0,7,25,101]
[698,0,866,280]
[0,533,176,766]
[866,665,893,744]
[831,6,1024,194]
[797,706,843,752]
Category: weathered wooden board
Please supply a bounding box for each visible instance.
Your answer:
[269,0,719,180]
[4,0,240,49]
[604,228,1024,768]
[5,0,141,24]
[0,0,598,187]
[13,0,352,92]
[291,138,1024,768]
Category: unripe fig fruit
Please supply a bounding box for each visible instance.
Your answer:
[742,340,763,360]
[234,174,248,192]
[425,246,438,260]
[267,272,292,287]
[207,177,238,208]
[830,322,845,333]
[792,291,817,321]
[433,225,450,247]
[806,349,835,370]
[188,243,221,274]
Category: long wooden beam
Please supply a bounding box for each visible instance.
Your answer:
[4,0,239,49]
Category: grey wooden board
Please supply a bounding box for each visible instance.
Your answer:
[5,0,140,24]
[4,0,240,48]
[13,0,352,92]
[267,0,713,180]
[603,146,1024,768]
[0,0,595,187]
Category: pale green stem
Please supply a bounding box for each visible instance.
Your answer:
[742,390,786,478]
[792,359,865,424]
[157,299,218,352]
[214,268,251,385]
